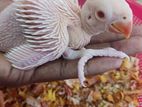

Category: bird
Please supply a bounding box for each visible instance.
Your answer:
[0,0,133,86]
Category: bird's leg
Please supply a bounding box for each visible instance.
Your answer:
[63,47,129,87]
[63,47,86,60]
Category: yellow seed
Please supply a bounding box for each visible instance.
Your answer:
[120,58,131,69]
[100,75,108,83]
[107,94,114,103]
[93,91,102,101]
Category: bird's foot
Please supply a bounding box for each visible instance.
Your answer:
[78,47,129,87]
[63,47,129,87]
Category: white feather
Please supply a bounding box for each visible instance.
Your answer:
[6,0,80,69]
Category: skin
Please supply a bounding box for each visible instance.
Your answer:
[0,0,142,88]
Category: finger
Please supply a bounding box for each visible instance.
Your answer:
[86,42,111,49]
[0,56,122,87]
[0,53,11,82]
[0,91,4,107]
[90,31,125,44]
[90,24,142,45]
[31,58,122,84]
[111,36,142,55]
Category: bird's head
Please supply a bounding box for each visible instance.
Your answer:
[81,0,133,39]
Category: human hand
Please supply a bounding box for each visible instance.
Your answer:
[0,0,142,88]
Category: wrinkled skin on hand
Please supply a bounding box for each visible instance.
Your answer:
[0,0,142,88]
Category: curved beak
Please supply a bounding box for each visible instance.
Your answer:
[109,21,133,39]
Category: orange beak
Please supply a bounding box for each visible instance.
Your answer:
[109,21,133,39]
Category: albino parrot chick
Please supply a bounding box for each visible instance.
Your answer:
[4,0,133,86]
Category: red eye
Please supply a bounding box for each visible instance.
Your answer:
[97,11,105,19]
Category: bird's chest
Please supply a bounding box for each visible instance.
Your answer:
[67,25,91,49]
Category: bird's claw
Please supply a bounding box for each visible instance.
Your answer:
[80,77,87,87]
[116,50,130,60]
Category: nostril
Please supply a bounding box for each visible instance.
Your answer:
[88,15,92,20]
[123,16,127,20]
[111,23,114,26]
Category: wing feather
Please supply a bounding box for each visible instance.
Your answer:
[5,0,81,69]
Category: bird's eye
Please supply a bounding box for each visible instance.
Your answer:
[97,11,105,18]
[95,10,105,21]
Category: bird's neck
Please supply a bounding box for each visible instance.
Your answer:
[68,24,92,49]
[81,21,94,37]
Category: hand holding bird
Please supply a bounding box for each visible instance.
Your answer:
[0,0,141,87]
